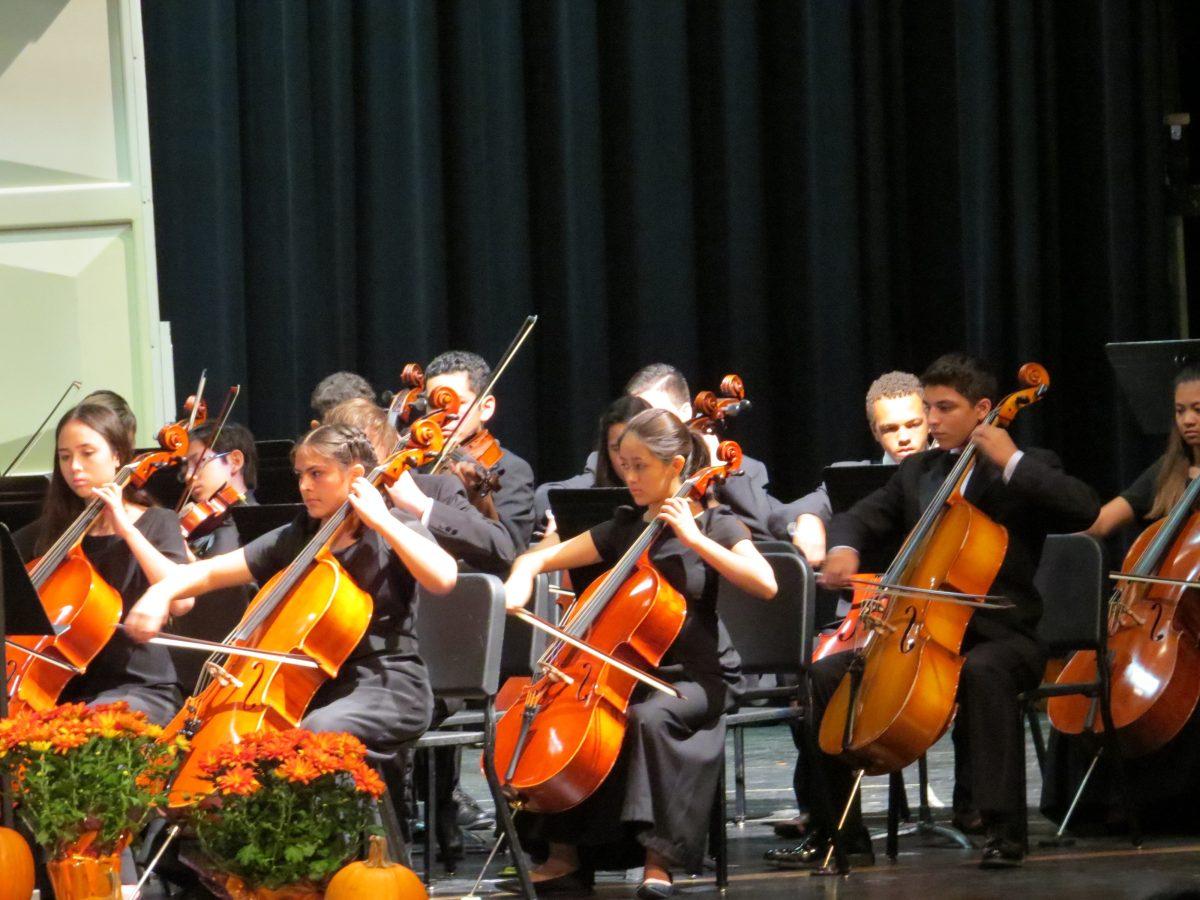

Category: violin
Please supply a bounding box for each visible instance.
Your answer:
[157,412,447,806]
[818,364,1049,774]
[687,374,752,435]
[1048,470,1200,756]
[493,442,742,812]
[6,419,192,714]
[179,483,245,540]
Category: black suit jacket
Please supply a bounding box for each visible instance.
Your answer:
[827,447,1100,639]
[490,447,536,554]
[414,473,516,574]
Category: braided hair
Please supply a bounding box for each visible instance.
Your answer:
[291,423,378,472]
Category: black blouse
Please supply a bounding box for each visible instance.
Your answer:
[14,506,189,697]
[1121,459,1165,522]
[587,504,750,685]
[241,509,435,661]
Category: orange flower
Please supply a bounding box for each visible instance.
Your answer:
[214,765,261,796]
[276,756,322,785]
[351,764,385,797]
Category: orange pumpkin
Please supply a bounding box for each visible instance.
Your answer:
[326,836,426,900]
[0,826,35,900]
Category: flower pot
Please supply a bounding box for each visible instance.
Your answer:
[45,852,122,900]
[224,876,324,900]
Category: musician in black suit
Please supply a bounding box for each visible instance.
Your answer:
[423,351,536,554]
[768,353,1099,870]
[768,371,930,567]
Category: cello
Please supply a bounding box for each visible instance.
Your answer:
[5,418,192,714]
[158,413,447,805]
[492,442,742,813]
[1047,476,1200,757]
[818,364,1048,775]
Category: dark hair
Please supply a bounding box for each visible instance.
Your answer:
[624,364,691,409]
[36,403,150,555]
[189,421,259,490]
[920,353,998,405]
[594,396,652,486]
[618,408,709,479]
[82,389,137,444]
[425,351,491,395]
[310,372,376,417]
[321,398,399,464]
[1149,365,1200,518]
[291,423,378,472]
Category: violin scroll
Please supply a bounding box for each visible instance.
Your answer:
[689,374,751,434]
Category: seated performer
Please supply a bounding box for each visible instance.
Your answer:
[125,423,458,753]
[172,420,260,689]
[424,350,536,553]
[533,394,651,541]
[766,353,1099,870]
[323,397,515,573]
[502,408,777,898]
[12,400,189,724]
[1038,365,1200,831]
[544,364,793,542]
[309,370,377,422]
[771,370,930,567]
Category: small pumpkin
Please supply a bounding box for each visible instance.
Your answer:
[0,826,35,900]
[326,835,426,899]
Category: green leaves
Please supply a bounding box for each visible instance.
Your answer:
[193,770,372,889]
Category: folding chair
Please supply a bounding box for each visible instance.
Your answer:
[411,573,536,897]
[1021,533,1141,846]
[710,543,825,886]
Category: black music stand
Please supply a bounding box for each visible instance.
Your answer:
[1105,339,1200,434]
[0,523,57,828]
[548,488,635,591]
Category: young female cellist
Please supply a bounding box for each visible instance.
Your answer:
[12,401,189,724]
[124,423,457,751]
[501,408,777,898]
[1039,365,1200,831]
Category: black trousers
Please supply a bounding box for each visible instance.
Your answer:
[806,629,1043,840]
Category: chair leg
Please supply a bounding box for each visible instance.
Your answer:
[1026,704,1048,776]
[423,749,436,884]
[733,725,748,825]
[483,701,536,899]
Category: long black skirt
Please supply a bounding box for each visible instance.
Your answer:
[519,677,727,873]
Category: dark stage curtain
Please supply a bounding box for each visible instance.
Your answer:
[142,0,1173,502]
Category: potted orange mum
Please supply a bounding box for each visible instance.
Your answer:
[0,702,185,899]
[189,729,385,898]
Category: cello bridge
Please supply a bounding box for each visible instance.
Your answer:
[204,661,244,689]
[538,662,574,685]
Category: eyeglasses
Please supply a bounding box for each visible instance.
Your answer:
[180,450,232,480]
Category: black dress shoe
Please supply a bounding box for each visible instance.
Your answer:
[979,836,1024,869]
[495,868,595,895]
[764,831,874,869]
[951,809,986,835]
[455,787,496,830]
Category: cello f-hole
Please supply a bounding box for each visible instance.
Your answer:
[900,606,920,653]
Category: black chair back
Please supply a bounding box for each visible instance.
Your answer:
[1033,533,1107,655]
[416,573,506,700]
[0,474,48,534]
[498,572,551,679]
[718,544,814,674]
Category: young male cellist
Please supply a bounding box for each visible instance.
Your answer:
[767,352,1099,870]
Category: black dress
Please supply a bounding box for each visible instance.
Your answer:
[240,508,436,753]
[521,504,752,873]
[1040,457,1200,832]
[13,506,189,725]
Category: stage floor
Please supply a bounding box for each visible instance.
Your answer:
[431,720,1200,899]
